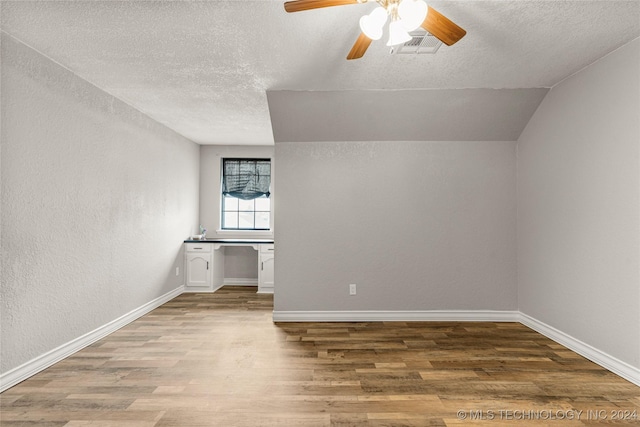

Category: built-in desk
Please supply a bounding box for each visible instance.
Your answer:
[183,239,274,294]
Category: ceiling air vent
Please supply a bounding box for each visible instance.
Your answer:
[391,30,443,55]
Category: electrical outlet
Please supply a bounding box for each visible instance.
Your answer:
[175,267,180,276]
[349,284,357,296]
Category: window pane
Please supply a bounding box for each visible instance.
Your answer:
[255,212,270,229]
[224,195,239,211]
[238,198,254,211]
[238,212,254,229]
[223,212,238,228]
[255,196,270,211]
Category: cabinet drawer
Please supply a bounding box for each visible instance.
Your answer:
[185,243,212,253]
[260,244,275,254]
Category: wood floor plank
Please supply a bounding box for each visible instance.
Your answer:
[2,286,638,426]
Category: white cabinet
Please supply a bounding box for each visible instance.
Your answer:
[184,241,272,294]
[186,252,211,289]
[184,243,223,292]
[258,244,275,294]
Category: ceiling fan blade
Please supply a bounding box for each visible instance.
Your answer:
[347,32,372,60]
[284,0,359,13]
[421,6,466,46]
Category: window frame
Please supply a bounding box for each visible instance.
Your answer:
[220,157,272,232]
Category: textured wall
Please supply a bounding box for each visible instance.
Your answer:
[274,140,517,312]
[517,38,640,368]
[223,247,259,281]
[0,33,200,374]
[199,145,275,240]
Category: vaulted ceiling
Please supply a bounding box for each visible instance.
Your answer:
[2,1,639,144]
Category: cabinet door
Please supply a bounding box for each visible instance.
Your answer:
[186,253,211,289]
[258,252,275,293]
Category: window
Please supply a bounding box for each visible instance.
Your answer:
[221,158,271,230]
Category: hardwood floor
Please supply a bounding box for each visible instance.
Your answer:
[2,286,638,426]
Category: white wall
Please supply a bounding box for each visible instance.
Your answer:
[224,246,258,281]
[517,38,639,369]
[0,34,200,375]
[199,145,275,240]
[274,141,517,313]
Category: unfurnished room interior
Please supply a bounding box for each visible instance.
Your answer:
[0,0,639,425]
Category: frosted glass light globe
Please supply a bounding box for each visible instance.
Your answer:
[398,0,428,32]
[359,7,388,40]
[386,20,412,46]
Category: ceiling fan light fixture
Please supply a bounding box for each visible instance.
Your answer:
[359,6,387,40]
[386,19,412,46]
[398,0,428,32]
[282,0,465,60]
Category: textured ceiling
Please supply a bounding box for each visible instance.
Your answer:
[1,1,639,144]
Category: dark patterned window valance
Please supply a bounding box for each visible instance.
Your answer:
[222,159,271,200]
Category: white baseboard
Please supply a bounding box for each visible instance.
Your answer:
[273,309,640,386]
[519,312,640,387]
[182,283,225,293]
[272,310,520,323]
[4,299,637,391]
[223,278,258,286]
[0,285,184,392]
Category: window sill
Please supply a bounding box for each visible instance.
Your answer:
[214,229,273,238]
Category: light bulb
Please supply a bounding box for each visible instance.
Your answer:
[398,0,428,32]
[387,20,412,46]
[359,7,388,41]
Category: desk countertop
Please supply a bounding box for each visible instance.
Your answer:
[184,238,274,244]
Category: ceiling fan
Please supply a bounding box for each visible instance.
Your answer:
[283,0,466,60]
